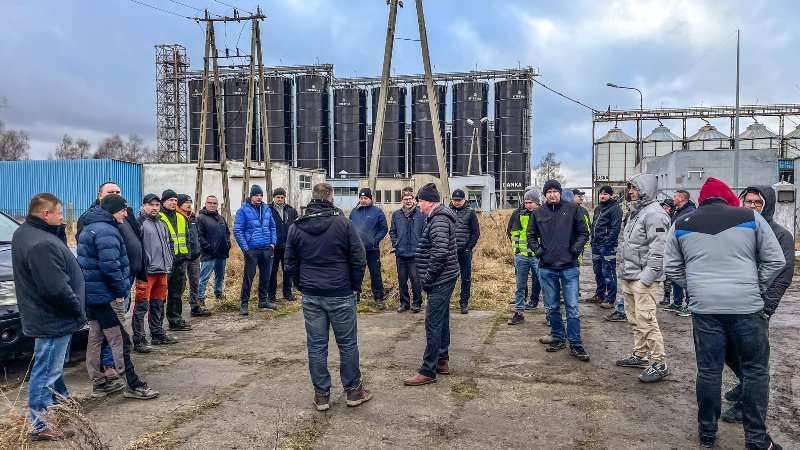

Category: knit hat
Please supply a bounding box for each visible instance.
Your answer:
[542,179,562,194]
[451,189,466,200]
[358,188,372,199]
[100,194,128,215]
[660,198,675,208]
[161,189,178,202]
[416,183,440,202]
[523,189,540,204]
[176,194,192,207]
[273,187,286,197]
[249,184,264,197]
[698,177,740,207]
[142,193,161,204]
[599,185,614,196]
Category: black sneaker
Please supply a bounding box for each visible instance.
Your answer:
[123,383,159,400]
[169,322,192,331]
[605,311,627,322]
[397,304,410,313]
[569,345,590,362]
[724,384,742,402]
[91,380,125,398]
[658,298,671,306]
[151,335,178,345]
[721,404,743,423]
[346,383,372,407]
[524,304,538,312]
[460,306,469,314]
[374,301,387,311]
[133,342,153,353]
[411,306,421,313]
[507,312,524,325]
[639,362,669,383]
[258,302,279,310]
[546,341,566,352]
[616,354,650,369]
[699,435,716,448]
[190,307,212,317]
[314,392,330,411]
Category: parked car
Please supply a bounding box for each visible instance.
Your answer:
[0,211,88,361]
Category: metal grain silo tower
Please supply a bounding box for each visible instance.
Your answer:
[189,79,219,162]
[738,122,779,149]
[785,124,800,158]
[333,87,368,177]
[642,125,681,158]
[296,74,330,171]
[687,124,729,150]
[371,85,407,177]
[494,79,532,196]
[260,76,293,163]
[223,77,257,161]
[452,81,489,176]
[594,127,636,184]
[410,84,446,176]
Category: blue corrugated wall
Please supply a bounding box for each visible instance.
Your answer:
[0,159,141,219]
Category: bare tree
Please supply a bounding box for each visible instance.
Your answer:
[94,134,153,163]
[54,134,92,159]
[533,151,566,186]
[0,121,31,160]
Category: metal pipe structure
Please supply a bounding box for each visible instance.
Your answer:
[607,82,643,163]
[333,67,538,86]
[593,105,800,122]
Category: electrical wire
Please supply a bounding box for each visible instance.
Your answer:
[235,20,248,49]
[128,0,191,19]
[164,0,203,14]
[213,0,253,15]
[532,78,598,113]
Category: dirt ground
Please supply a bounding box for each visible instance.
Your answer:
[2,262,799,450]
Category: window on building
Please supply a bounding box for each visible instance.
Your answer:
[299,175,312,190]
[375,190,382,203]
[394,190,402,203]
[384,190,392,203]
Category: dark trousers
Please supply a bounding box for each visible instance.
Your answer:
[591,246,617,303]
[187,257,201,307]
[456,248,473,307]
[167,259,188,327]
[268,246,292,299]
[396,256,422,308]
[692,313,771,448]
[365,250,385,301]
[419,280,457,378]
[240,247,273,304]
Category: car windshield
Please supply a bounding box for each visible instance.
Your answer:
[0,213,19,242]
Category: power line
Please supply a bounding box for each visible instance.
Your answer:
[165,0,203,13]
[532,78,598,113]
[128,0,191,19]
[213,0,253,15]
[235,20,248,49]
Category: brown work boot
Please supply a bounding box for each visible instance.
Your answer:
[345,383,373,407]
[583,295,603,304]
[538,335,554,344]
[436,359,450,375]
[29,428,75,442]
[404,373,436,386]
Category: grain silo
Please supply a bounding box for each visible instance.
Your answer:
[494,79,532,196]
[188,79,219,162]
[371,85,407,177]
[260,76,293,163]
[296,74,330,171]
[642,125,681,158]
[452,81,489,176]
[333,87,368,177]
[737,122,779,149]
[687,124,729,150]
[784,124,800,158]
[223,77,257,161]
[410,84,446,176]
[594,127,636,184]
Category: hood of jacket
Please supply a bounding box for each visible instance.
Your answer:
[294,200,340,236]
[627,173,658,212]
[740,185,776,222]
[83,206,118,227]
[429,204,457,223]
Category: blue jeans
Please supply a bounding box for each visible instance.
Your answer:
[540,267,582,346]
[692,313,771,448]
[671,281,685,307]
[514,254,540,311]
[28,335,72,431]
[420,280,457,378]
[302,294,361,394]
[591,247,617,303]
[199,258,227,300]
[615,296,626,314]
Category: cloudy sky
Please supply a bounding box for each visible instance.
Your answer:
[1,0,798,187]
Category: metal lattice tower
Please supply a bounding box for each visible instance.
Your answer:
[155,44,189,162]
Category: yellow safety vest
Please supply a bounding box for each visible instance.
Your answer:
[160,212,189,256]
[510,213,531,256]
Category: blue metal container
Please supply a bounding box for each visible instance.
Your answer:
[0,159,142,219]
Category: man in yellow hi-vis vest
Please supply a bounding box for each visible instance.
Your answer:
[506,189,541,326]
[160,189,192,331]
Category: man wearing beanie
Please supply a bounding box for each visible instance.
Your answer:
[449,189,480,314]
[404,183,459,386]
[665,177,784,449]
[160,189,192,331]
[78,194,159,400]
[233,184,278,314]
[349,187,388,309]
[586,185,622,312]
[527,179,590,362]
[268,187,298,303]
[389,186,426,313]
[177,195,210,317]
[506,188,541,325]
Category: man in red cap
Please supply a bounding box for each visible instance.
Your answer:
[665,177,784,449]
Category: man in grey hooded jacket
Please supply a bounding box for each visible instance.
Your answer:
[616,173,671,383]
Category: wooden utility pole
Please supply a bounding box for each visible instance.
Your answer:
[255,18,273,202]
[212,46,232,225]
[194,19,213,208]
[241,19,257,204]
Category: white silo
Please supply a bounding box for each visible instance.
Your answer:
[687,124,729,150]
[784,124,800,158]
[594,127,636,183]
[737,122,779,149]
[642,125,681,158]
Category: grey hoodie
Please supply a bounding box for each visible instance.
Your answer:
[620,173,671,285]
[139,212,174,274]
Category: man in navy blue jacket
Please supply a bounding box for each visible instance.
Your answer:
[234,184,277,314]
[389,187,426,313]
[349,188,388,309]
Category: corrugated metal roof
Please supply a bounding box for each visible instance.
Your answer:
[688,124,729,141]
[0,159,141,219]
[737,122,778,139]
[643,125,680,142]
[786,124,800,139]
[595,127,635,143]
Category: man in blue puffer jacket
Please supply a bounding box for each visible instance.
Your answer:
[349,188,388,309]
[77,194,158,400]
[234,184,278,314]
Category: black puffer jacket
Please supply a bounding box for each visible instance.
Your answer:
[450,203,480,250]
[591,198,623,248]
[740,185,796,315]
[526,200,589,270]
[270,203,299,248]
[416,204,459,289]
[285,200,367,297]
[197,208,231,260]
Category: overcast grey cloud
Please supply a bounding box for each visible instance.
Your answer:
[1,0,798,187]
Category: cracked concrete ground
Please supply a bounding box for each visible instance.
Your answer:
[2,264,799,449]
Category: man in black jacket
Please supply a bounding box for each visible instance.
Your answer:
[284,183,371,412]
[196,195,231,307]
[720,185,796,424]
[449,189,480,314]
[13,193,85,441]
[390,186,426,313]
[268,187,299,303]
[527,180,590,362]
[177,195,209,317]
[404,183,460,386]
[586,185,622,309]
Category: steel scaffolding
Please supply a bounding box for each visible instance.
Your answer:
[155,44,189,162]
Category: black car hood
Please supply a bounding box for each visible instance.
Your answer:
[0,243,11,282]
